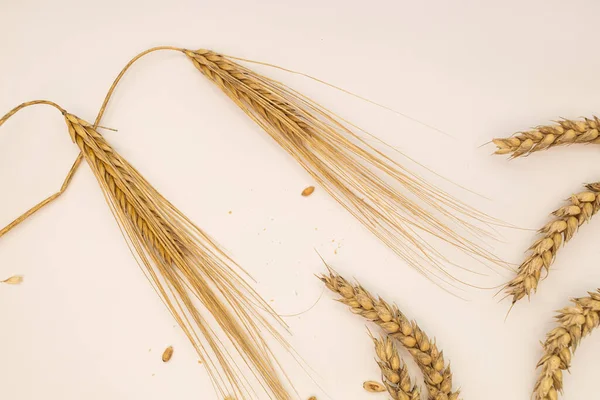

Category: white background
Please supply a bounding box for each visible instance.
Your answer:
[2,1,600,399]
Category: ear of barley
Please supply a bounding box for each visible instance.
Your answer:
[534,289,600,400]
[504,183,600,304]
[181,48,509,290]
[493,117,600,158]
[320,270,460,400]
[372,335,421,400]
[0,102,292,400]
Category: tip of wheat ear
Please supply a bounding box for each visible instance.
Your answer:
[534,289,600,400]
[493,116,600,157]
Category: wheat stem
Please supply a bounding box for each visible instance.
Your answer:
[504,183,600,304]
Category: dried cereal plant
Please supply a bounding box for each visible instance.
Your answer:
[320,269,460,400]
[0,100,292,400]
[534,289,600,400]
[372,335,421,400]
[503,183,600,305]
[59,45,506,292]
[493,117,600,158]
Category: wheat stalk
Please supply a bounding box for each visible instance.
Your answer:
[534,289,600,400]
[0,102,292,400]
[372,335,421,400]
[493,117,600,158]
[503,183,600,304]
[320,270,459,400]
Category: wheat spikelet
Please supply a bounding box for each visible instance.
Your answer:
[534,289,600,400]
[372,335,421,400]
[0,102,292,400]
[320,270,460,400]
[493,117,600,158]
[504,183,600,304]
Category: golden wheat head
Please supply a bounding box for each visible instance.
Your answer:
[534,289,600,400]
[493,117,600,158]
[504,183,600,304]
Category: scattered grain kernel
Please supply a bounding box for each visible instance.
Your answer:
[162,346,174,362]
[363,381,386,392]
[301,186,315,196]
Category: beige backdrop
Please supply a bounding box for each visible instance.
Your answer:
[2,0,600,399]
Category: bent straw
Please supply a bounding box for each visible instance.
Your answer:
[0,101,294,400]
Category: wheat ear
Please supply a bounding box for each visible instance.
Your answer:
[504,183,600,304]
[186,48,511,288]
[372,335,421,400]
[534,289,600,400]
[0,102,292,400]
[320,270,459,400]
[493,117,600,158]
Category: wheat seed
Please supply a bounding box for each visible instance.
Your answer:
[493,117,600,158]
[372,335,421,400]
[320,270,460,400]
[534,289,600,400]
[162,346,174,362]
[363,381,386,393]
[1,275,23,285]
[301,186,315,197]
[504,182,600,304]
